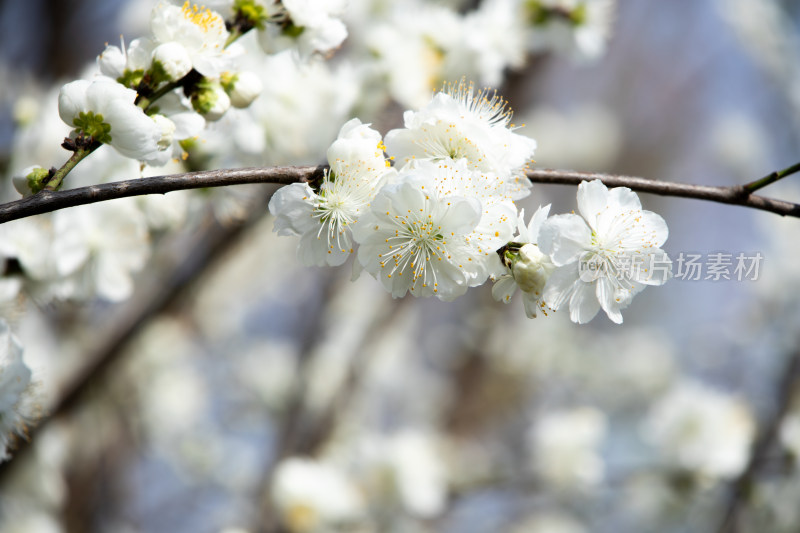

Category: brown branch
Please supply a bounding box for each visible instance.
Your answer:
[0,166,326,224]
[716,346,800,533]
[1,166,799,224]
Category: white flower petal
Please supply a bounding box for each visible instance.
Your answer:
[539,214,593,266]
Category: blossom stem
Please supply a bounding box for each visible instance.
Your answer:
[225,27,244,48]
[137,79,183,112]
[2,166,800,224]
[742,161,800,194]
[43,143,99,192]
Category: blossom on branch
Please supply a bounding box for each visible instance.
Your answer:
[539,179,671,324]
[385,79,537,200]
[150,1,233,77]
[57,78,169,163]
[352,161,516,301]
[268,119,394,267]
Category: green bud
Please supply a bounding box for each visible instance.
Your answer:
[190,79,231,120]
[13,166,49,196]
[233,0,268,30]
[570,3,588,25]
[511,244,552,295]
[72,111,112,144]
[283,22,305,38]
[525,0,549,25]
[27,167,50,194]
[118,69,145,89]
[148,60,171,86]
[220,71,237,93]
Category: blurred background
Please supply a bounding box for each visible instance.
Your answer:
[1,0,800,532]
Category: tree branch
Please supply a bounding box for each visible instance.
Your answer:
[716,346,800,533]
[1,166,799,224]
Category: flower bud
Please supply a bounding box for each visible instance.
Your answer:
[221,71,263,108]
[97,44,127,79]
[191,80,231,121]
[512,243,552,295]
[58,80,90,127]
[151,42,193,82]
[13,166,49,197]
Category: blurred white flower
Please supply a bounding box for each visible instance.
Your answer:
[51,199,151,302]
[779,411,800,460]
[525,0,616,61]
[539,179,671,324]
[272,457,366,533]
[0,319,38,462]
[363,5,462,108]
[349,430,448,518]
[643,380,755,479]
[528,406,607,489]
[710,112,769,178]
[460,0,527,86]
[259,0,348,58]
[234,49,359,165]
[511,512,588,533]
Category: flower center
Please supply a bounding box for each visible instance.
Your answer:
[382,211,448,293]
[181,1,223,33]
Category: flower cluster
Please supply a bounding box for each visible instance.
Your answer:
[271,80,672,323]
[360,0,617,108]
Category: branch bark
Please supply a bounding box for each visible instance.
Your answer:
[1,166,799,224]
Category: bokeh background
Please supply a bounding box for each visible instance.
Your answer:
[1,0,800,532]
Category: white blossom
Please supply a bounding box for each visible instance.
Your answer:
[57,78,166,163]
[191,80,231,121]
[269,119,394,267]
[150,1,232,77]
[539,179,671,324]
[385,79,537,200]
[222,71,263,108]
[352,160,516,300]
[151,41,193,81]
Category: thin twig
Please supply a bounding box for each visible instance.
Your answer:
[1,166,799,224]
[743,161,800,194]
